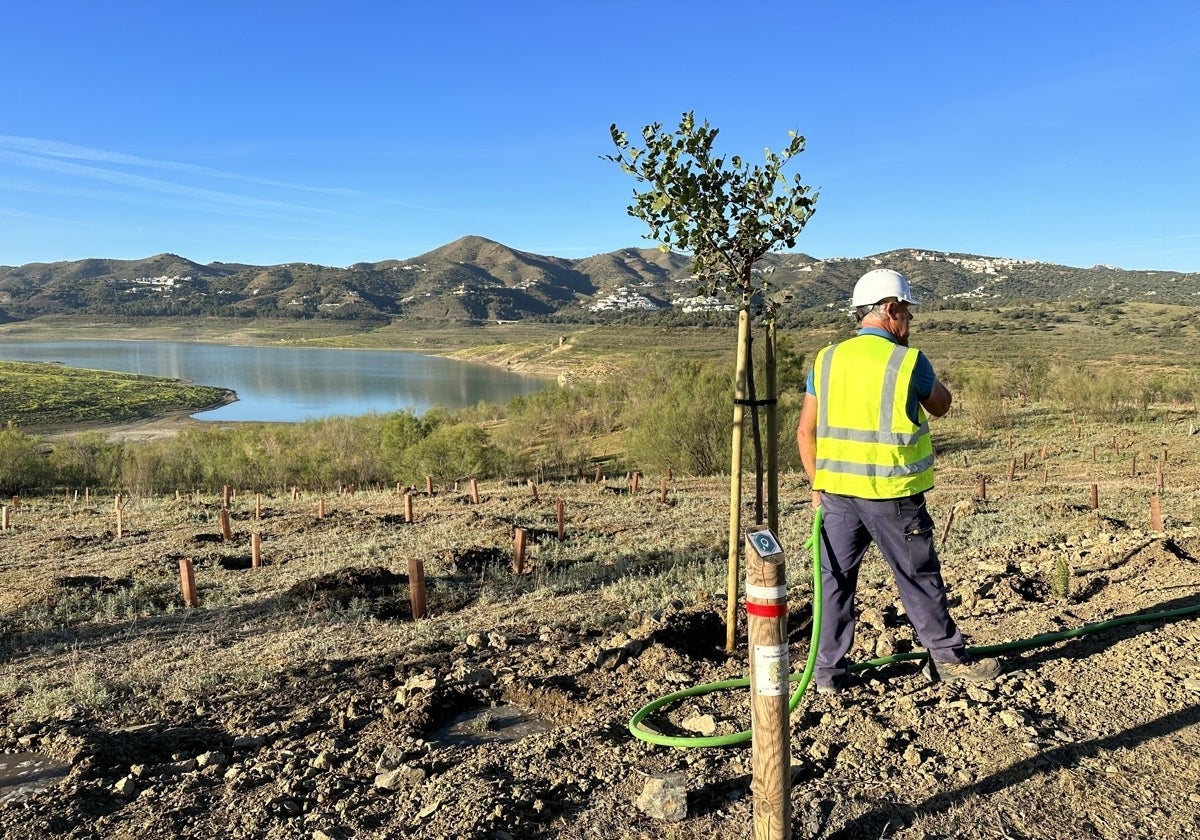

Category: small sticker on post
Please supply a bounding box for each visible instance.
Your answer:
[745,527,785,563]
[753,644,789,696]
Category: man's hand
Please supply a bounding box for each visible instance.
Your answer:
[811,490,821,509]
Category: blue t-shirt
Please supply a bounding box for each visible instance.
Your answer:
[805,328,937,425]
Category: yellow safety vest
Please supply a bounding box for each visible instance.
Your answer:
[812,334,935,499]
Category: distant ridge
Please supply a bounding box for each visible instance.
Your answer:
[0,236,1194,324]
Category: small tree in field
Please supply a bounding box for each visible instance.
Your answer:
[606,113,817,650]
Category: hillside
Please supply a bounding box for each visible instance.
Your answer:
[0,237,1196,325]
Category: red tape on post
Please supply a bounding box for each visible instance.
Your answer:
[745,602,786,618]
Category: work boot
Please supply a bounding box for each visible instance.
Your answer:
[813,673,850,696]
[926,656,1002,683]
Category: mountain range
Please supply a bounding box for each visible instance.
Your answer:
[0,235,1194,325]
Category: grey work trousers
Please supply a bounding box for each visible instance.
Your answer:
[815,491,967,684]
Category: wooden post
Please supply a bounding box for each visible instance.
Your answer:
[220,508,232,542]
[115,507,124,540]
[1151,496,1163,531]
[425,475,434,495]
[113,493,121,512]
[940,507,956,546]
[667,465,673,481]
[251,532,262,568]
[594,465,602,485]
[404,493,413,524]
[659,475,669,504]
[11,496,19,511]
[513,527,527,575]
[531,482,539,502]
[1008,459,1017,481]
[1043,469,1048,485]
[1131,454,1138,477]
[317,498,325,519]
[745,527,790,839]
[408,558,427,619]
[630,472,640,494]
[726,308,751,654]
[255,494,262,520]
[1089,483,1099,510]
[1092,445,1097,463]
[222,485,230,508]
[291,486,299,501]
[470,478,480,505]
[1040,444,1048,459]
[1022,452,1029,470]
[2,506,9,531]
[179,558,198,608]
[977,475,986,501]
[556,498,565,542]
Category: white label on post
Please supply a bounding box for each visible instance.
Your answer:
[754,644,789,696]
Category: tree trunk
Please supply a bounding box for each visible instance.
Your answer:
[766,320,779,534]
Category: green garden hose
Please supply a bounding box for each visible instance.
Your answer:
[628,506,1200,748]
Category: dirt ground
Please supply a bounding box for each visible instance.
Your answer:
[1,441,1199,838]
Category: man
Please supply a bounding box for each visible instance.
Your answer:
[797,268,1000,694]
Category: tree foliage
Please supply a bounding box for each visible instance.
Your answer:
[605,112,817,307]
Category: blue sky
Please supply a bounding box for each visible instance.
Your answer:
[2,1,1198,271]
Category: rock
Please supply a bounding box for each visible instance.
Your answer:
[465,633,485,649]
[635,771,687,822]
[487,632,509,651]
[965,686,993,703]
[1182,678,1200,692]
[196,751,226,769]
[999,710,1027,728]
[113,775,138,796]
[231,734,267,750]
[681,714,717,736]
[874,629,896,657]
[860,607,886,630]
[903,745,922,768]
[375,765,427,791]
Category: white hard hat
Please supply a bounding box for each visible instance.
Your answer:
[851,268,919,307]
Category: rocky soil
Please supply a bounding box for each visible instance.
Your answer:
[1,463,1199,839]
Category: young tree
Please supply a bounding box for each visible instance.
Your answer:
[606,112,817,650]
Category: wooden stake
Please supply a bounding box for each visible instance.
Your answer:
[1151,496,1163,531]
[1157,466,1164,491]
[291,486,299,500]
[425,475,434,496]
[222,485,230,508]
[725,308,751,654]
[631,471,640,494]
[940,507,956,545]
[667,466,673,481]
[1040,444,1048,459]
[115,508,124,540]
[1092,445,1097,463]
[470,478,480,505]
[659,475,669,504]
[11,496,19,511]
[1131,454,1138,477]
[404,493,413,524]
[408,558,427,619]
[179,558,198,608]
[531,482,539,503]
[220,508,232,542]
[255,494,262,520]
[251,532,262,568]
[1008,459,1017,481]
[513,527,527,575]
[745,529,790,838]
[1089,483,1099,510]
[556,498,565,541]
[2,506,9,531]
[594,465,602,484]
[317,498,325,519]
[977,475,987,501]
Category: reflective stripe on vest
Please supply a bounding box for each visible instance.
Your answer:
[813,335,935,498]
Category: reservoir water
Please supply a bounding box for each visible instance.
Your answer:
[0,340,549,422]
